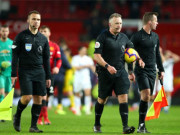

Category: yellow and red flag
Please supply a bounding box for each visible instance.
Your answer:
[145,85,168,121]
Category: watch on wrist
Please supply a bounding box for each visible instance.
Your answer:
[128,70,133,75]
[105,64,109,69]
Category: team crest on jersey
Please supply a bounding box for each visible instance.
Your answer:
[25,43,32,51]
[95,42,100,48]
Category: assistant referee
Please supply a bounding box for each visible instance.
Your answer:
[11,10,51,133]
[131,12,164,133]
[93,13,144,134]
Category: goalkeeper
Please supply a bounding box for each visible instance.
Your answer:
[0,24,13,105]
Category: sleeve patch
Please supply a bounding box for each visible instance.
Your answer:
[95,42,100,48]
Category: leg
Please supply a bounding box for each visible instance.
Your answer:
[0,75,5,102]
[93,97,108,133]
[137,89,151,133]
[37,95,46,125]
[118,94,135,134]
[56,80,66,115]
[164,91,171,113]
[67,91,76,113]
[0,88,5,102]
[84,89,92,115]
[29,95,43,133]
[74,92,82,115]
[13,95,32,132]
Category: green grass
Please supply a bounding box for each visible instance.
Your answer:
[0,105,180,135]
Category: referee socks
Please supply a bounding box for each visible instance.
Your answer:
[119,103,128,128]
[15,100,27,118]
[94,101,104,126]
[31,104,41,128]
[139,100,148,126]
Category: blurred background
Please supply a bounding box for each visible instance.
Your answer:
[1,0,180,107]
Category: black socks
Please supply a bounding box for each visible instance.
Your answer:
[139,100,148,125]
[31,104,42,128]
[94,101,104,126]
[119,103,128,128]
[15,100,27,118]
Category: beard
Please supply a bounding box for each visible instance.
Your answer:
[1,35,7,41]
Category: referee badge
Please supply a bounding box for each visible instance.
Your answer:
[95,42,100,48]
[25,43,32,51]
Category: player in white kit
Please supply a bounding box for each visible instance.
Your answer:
[72,46,95,115]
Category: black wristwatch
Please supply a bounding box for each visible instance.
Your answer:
[105,64,109,69]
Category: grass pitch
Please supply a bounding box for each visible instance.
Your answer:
[0,105,180,135]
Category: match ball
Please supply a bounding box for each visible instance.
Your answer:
[124,48,139,63]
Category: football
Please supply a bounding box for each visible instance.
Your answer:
[124,48,139,63]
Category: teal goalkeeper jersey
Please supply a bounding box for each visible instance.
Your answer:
[0,38,13,76]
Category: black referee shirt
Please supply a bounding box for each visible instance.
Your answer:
[94,29,134,70]
[11,29,51,79]
[131,28,164,72]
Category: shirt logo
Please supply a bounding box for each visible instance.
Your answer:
[0,50,10,54]
[25,43,32,51]
[50,47,54,51]
[121,45,125,52]
[12,45,17,49]
[95,42,100,48]
[38,46,43,54]
[154,44,157,51]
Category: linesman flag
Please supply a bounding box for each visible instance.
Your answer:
[145,79,168,121]
[0,88,14,120]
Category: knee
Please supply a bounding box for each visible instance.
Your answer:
[118,94,128,103]
[97,97,108,104]
[21,95,32,104]
[33,96,42,105]
[75,92,81,97]
[141,95,150,102]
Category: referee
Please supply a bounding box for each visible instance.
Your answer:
[131,12,164,133]
[93,13,144,134]
[11,10,51,133]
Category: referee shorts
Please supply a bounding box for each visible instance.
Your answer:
[135,66,156,95]
[97,69,130,99]
[19,68,46,96]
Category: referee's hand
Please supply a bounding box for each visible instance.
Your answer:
[46,79,51,88]
[128,73,135,82]
[138,59,145,68]
[107,65,117,74]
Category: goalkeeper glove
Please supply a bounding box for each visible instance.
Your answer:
[1,61,11,69]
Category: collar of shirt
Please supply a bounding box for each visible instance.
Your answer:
[27,28,40,37]
[107,29,119,39]
[141,28,152,36]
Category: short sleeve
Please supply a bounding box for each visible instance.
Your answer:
[94,33,105,54]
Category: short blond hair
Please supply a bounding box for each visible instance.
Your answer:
[109,13,122,23]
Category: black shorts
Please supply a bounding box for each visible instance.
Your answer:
[97,68,130,99]
[135,66,156,95]
[19,68,46,96]
[46,74,54,96]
